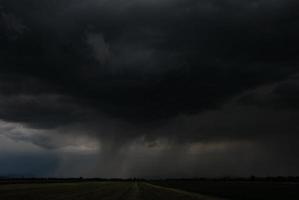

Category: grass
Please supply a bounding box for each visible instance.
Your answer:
[0,181,225,200]
[151,180,299,200]
[1,180,298,199]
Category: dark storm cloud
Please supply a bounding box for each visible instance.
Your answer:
[0,93,93,129]
[238,76,299,109]
[1,0,299,177]
[1,0,299,126]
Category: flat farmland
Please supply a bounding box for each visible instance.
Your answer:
[0,181,225,200]
[152,180,299,200]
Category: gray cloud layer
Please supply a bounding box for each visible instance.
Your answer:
[0,0,299,177]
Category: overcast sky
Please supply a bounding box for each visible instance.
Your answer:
[0,0,299,178]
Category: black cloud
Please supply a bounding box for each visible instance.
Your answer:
[0,0,299,177]
[1,0,299,126]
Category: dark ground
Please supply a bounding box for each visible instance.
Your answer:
[0,179,298,199]
[0,181,224,200]
[152,180,299,200]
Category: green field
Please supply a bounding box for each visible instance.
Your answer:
[0,181,225,200]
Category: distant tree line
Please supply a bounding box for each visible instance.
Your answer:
[152,176,299,182]
[1,176,299,184]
